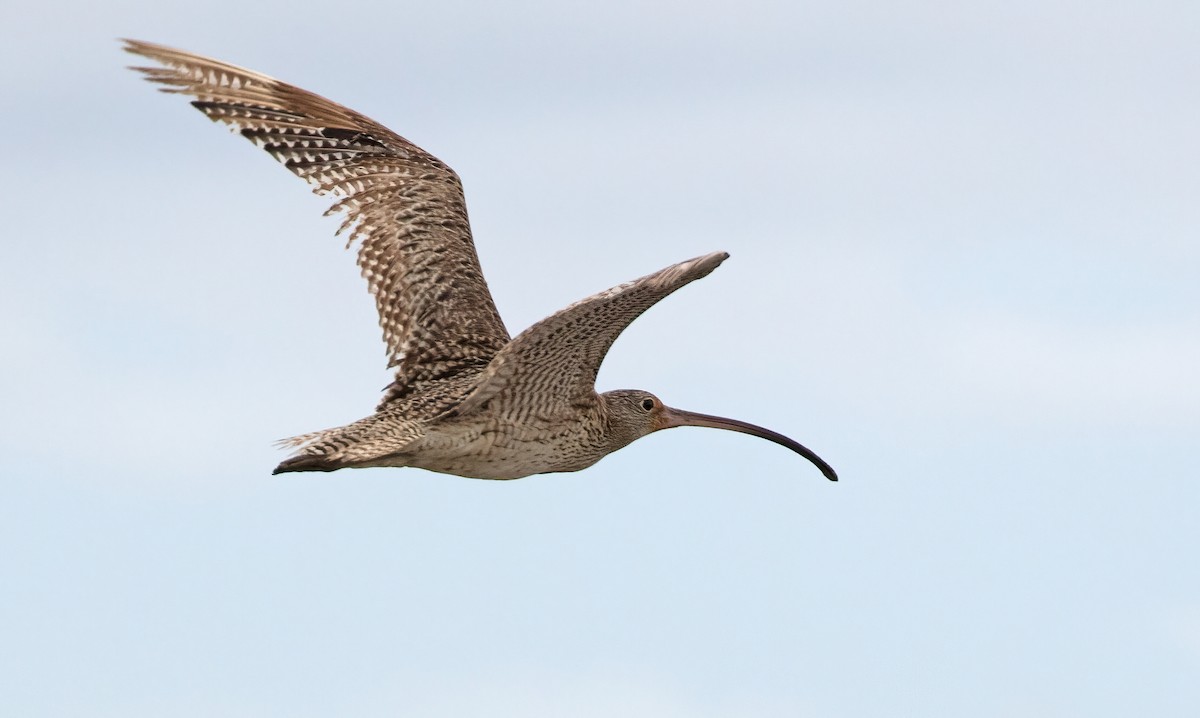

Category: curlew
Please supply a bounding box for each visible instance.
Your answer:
[125,39,838,482]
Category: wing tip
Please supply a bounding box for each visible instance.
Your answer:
[119,37,161,57]
[687,250,730,279]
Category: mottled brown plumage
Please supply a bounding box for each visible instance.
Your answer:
[125,39,837,482]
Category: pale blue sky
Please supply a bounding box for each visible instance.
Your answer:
[2,1,1198,715]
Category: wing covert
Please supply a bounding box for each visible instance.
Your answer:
[449,252,729,419]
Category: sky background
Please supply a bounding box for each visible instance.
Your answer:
[2,1,1198,715]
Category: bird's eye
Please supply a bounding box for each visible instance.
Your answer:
[641,398,655,411]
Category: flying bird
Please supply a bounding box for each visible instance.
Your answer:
[124,39,838,482]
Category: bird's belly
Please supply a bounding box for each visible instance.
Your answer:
[401,423,606,480]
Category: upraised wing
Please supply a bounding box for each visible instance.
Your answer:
[124,40,511,403]
[449,252,729,419]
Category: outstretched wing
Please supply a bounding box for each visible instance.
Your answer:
[449,252,729,419]
[124,40,510,403]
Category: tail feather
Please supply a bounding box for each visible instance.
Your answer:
[272,427,342,474]
[273,452,339,475]
[271,413,424,475]
[274,430,325,450]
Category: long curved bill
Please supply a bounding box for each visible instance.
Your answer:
[661,407,838,481]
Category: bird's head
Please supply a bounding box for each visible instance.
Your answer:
[600,389,837,481]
